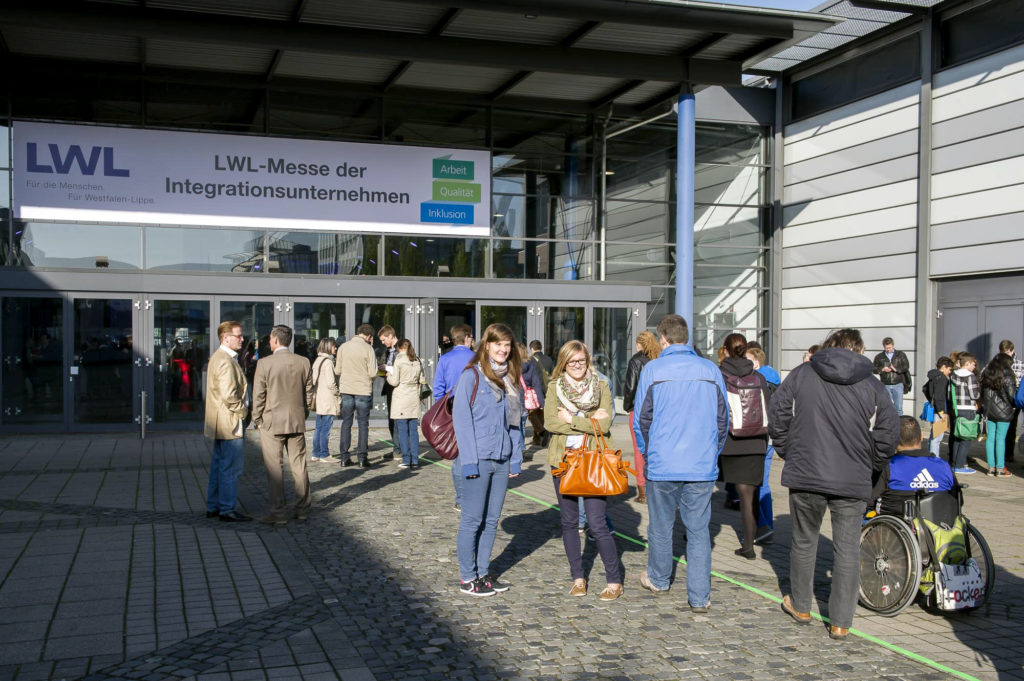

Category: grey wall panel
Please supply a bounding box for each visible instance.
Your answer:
[932,96,1024,149]
[939,272,1024,303]
[932,126,1024,174]
[783,327,916,351]
[785,130,918,185]
[782,228,916,268]
[931,212,1024,250]
[932,241,1024,278]
[784,155,918,205]
[782,253,917,288]
[695,85,775,125]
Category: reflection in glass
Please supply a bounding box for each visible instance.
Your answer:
[480,306,528,346]
[220,301,275,392]
[605,243,672,285]
[493,240,593,280]
[384,237,486,278]
[592,308,632,413]
[544,306,584,368]
[268,232,378,275]
[354,303,405,421]
[2,297,63,424]
[154,300,210,423]
[146,227,265,272]
[605,200,670,244]
[17,222,142,269]
[73,298,134,423]
[293,303,346,363]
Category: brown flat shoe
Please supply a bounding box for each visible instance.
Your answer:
[599,584,623,601]
[569,579,587,597]
[829,626,849,640]
[636,488,646,504]
[781,595,811,624]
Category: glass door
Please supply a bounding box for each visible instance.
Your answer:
[149,298,211,424]
[412,299,438,391]
[542,305,585,369]
[477,303,534,347]
[218,298,276,402]
[2,297,64,425]
[292,300,347,363]
[354,301,406,422]
[71,297,137,425]
[592,305,640,414]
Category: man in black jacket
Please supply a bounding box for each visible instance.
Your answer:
[924,357,954,457]
[872,337,911,415]
[769,328,899,641]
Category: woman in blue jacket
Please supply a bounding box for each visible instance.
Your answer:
[452,323,524,597]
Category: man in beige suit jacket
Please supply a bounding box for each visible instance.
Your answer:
[252,324,314,524]
[204,321,252,522]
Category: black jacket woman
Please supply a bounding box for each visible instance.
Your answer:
[622,330,660,504]
[981,353,1016,476]
[717,333,770,560]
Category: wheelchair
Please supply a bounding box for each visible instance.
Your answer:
[858,484,994,616]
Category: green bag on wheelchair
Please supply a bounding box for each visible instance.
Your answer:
[916,515,984,610]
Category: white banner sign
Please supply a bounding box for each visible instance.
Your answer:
[13,122,491,236]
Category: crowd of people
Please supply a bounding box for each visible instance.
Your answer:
[201,313,1023,638]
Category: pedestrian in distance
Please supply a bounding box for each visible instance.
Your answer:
[335,324,378,467]
[452,323,524,597]
[717,333,771,560]
[433,323,476,512]
[623,330,660,505]
[311,338,340,463]
[923,357,954,458]
[251,325,314,525]
[530,339,554,376]
[519,344,547,451]
[544,340,622,601]
[203,320,252,522]
[873,336,911,416]
[743,343,779,545]
[981,353,1016,477]
[377,325,400,461]
[948,352,981,475]
[769,328,898,640]
[632,314,728,612]
[386,338,425,469]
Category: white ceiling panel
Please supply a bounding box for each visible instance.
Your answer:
[442,11,581,45]
[508,72,624,101]
[396,62,518,93]
[575,24,697,55]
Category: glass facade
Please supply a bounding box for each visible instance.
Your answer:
[0,112,769,357]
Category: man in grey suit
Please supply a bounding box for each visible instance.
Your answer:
[252,325,314,525]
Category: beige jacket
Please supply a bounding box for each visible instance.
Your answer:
[543,377,614,469]
[335,336,378,396]
[252,348,313,435]
[312,352,341,416]
[204,347,248,440]
[386,352,424,420]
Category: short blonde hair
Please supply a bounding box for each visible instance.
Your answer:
[217,320,241,342]
[551,340,591,380]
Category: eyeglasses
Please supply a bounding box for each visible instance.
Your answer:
[227,334,244,339]
[566,359,588,367]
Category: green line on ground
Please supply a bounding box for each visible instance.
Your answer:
[390,445,980,681]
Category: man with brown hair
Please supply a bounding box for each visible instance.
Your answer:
[770,328,898,640]
[204,320,252,522]
[252,325,314,525]
[377,325,400,461]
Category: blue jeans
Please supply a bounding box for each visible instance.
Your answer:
[756,447,774,530]
[207,436,245,514]
[885,384,903,415]
[452,457,463,507]
[456,458,510,582]
[985,420,1011,469]
[928,415,946,457]
[645,479,715,606]
[313,414,333,459]
[396,418,419,465]
[339,394,371,461]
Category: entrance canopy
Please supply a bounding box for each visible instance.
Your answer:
[0,0,838,121]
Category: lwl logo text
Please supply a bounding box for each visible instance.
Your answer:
[25,143,130,177]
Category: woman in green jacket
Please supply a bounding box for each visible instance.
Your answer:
[544,340,622,600]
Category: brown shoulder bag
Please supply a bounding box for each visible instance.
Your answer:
[552,418,635,496]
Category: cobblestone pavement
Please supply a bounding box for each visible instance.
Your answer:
[0,425,1021,681]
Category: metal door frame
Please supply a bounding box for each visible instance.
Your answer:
[0,292,68,433]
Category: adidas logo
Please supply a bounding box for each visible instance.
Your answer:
[910,468,940,489]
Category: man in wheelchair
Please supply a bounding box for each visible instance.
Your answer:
[860,416,991,614]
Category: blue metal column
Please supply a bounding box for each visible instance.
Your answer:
[675,92,695,324]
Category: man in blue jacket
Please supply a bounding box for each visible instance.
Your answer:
[632,314,729,612]
[433,323,476,511]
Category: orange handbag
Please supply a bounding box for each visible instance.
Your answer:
[552,418,636,496]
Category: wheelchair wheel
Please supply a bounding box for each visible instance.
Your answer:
[859,515,922,616]
[965,522,994,609]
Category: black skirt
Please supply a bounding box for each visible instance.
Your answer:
[720,453,765,485]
